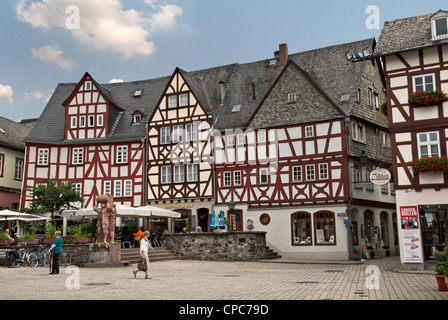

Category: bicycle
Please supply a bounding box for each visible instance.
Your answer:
[5,243,39,268]
[31,244,51,266]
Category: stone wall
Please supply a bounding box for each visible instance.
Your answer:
[164,231,267,261]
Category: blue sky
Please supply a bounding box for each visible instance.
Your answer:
[0,0,446,121]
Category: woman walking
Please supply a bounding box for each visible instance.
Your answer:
[133,231,154,279]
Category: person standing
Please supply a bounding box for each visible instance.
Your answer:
[133,231,154,279]
[49,230,62,275]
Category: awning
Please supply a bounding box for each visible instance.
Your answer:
[0,209,48,221]
[75,204,180,218]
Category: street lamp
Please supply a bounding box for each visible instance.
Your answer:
[359,151,368,166]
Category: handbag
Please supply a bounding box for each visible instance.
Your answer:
[137,258,147,271]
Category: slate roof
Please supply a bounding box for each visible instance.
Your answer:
[25,38,377,143]
[0,117,35,151]
[376,10,448,56]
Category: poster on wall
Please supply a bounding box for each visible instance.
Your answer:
[400,206,422,263]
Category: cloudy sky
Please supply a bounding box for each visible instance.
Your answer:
[0,0,446,121]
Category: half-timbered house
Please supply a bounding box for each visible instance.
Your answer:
[20,72,169,217]
[376,10,448,267]
[197,39,394,260]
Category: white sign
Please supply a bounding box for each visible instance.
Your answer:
[369,168,391,185]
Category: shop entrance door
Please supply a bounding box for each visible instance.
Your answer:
[420,205,448,260]
[227,209,243,231]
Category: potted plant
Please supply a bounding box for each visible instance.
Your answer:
[380,101,387,116]
[408,89,447,107]
[409,156,448,173]
[68,225,92,244]
[432,244,448,291]
[21,234,39,245]
[0,233,14,246]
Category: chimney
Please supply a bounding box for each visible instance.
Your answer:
[279,43,288,62]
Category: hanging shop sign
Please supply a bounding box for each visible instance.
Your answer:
[400,206,422,263]
[369,168,391,185]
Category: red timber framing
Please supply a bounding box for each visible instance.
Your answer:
[383,45,448,190]
[147,68,214,202]
[214,119,349,209]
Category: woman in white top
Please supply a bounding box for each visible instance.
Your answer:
[133,231,154,279]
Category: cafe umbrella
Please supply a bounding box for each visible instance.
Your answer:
[219,210,226,230]
[210,210,218,231]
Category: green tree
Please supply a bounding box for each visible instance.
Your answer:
[24,179,84,222]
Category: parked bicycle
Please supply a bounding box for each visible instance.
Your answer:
[31,244,51,266]
[4,243,38,268]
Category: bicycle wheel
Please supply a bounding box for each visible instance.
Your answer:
[27,253,38,268]
[10,254,21,268]
[43,253,50,266]
[4,254,13,268]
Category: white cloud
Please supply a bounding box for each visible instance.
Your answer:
[16,0,183,58]
[31,45,75,71]
[109,79,124,83]
[0,84,14,106]
[22,90,53,103]
[149,4,183,31]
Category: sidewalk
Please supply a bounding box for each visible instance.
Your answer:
[0,255,446,301]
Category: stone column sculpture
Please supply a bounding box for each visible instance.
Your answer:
[93,194,116,251]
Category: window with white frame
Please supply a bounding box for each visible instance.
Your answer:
[292,166,302,182]
[114,180,122,197]
[413,74,435,92]
[288,93,297,103]
[227,135,235,147]
[352,120,366,143]
[305,164,315,181]
[380,131,391,148]
[186,123,197,142]
[318,163,328,180]
[84,81,92,91]
[418,131,440,158]
[74,183,82,195]
[234,170,241,185]
[116,146,128,163]
[260,168,268,184]
[168,96,177,108]
[224,171,231,187]
[79,116,85,128]
[88,115,95,127]
[14,159,23,180]
[160,127,171,144]
[38,149,49,165]
[71,116,77,128]
[161,166,171,184]
[432,13,448,39]
[365,166,374,190]
[179,94,189,107]
[72,148,83,164]
[104,181,111,195]
[187,164,198,182]
[237,134,245,145]
[174,165,184,183]
[124,180,132,197]
[97,114,103,126]
[305,126,314,138]
[172,125,184,143]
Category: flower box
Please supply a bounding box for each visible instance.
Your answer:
[409,156,448,173]
[408,90,447,108]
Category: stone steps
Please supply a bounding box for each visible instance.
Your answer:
[121,247,178,264]
[264,246,282,260]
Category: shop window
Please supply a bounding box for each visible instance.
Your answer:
[292,212,312,245]
[314,211,335,245]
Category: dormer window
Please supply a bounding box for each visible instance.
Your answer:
[431,10,448,40]
[133,111,142,124]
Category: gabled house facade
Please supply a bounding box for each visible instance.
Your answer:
[20,72,168,213]
[376,10,448,267]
